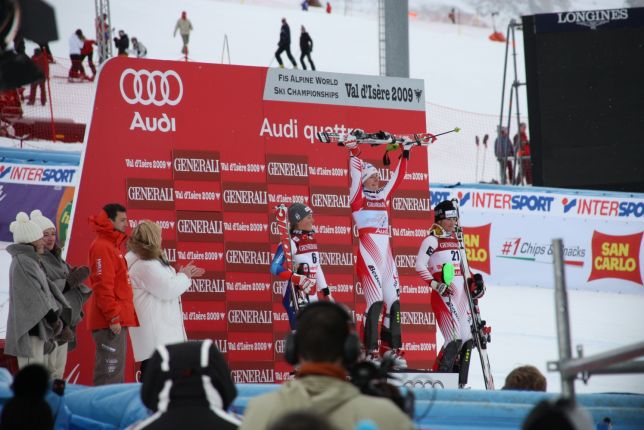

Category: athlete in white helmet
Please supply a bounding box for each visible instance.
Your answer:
[345,131,412,368]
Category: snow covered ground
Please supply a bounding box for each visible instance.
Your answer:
[4,0,642,394]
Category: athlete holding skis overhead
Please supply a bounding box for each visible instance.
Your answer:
[414,200,488,388]
[270,203,334,330]
[345,131,412,368]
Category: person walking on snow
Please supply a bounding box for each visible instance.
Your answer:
[27,48,48,105]
[275,18,297,69]
[299,26,315,71]
[174,11,193,55]
[131,37,147,58]
[415,199,487,388]
[345,131,413,368]
[114,30,130,56]
[270,203,334,330]
[68,29,85,80]
[80,36,97,80]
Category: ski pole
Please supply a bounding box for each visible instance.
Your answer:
[432,127,461,139]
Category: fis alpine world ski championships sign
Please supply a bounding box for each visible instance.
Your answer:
[263,69,425,111]
[66,58,430,384]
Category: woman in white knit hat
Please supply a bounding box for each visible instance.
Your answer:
[4,212,71,373]
[30,210,91,379]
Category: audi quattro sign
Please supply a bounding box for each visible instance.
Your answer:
[66,58,430,384]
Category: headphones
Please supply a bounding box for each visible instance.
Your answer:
[284,301,361,367]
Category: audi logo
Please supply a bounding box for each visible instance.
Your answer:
[402,378,445,389]
[119,68,183,106]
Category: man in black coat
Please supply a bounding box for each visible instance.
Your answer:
[114,30,130,56]
[275,18,297,69]
[299,26,315,71]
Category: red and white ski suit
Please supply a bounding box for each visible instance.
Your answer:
[415,226,473,345]
[349,150,406,350]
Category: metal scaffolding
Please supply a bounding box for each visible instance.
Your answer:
[94,0,112,64]
[549,239,644,398]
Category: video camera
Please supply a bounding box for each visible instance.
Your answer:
[349,355,415,419]
[0,0,58,90]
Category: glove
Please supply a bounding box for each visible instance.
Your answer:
[292,273,317,294]
[401,138,415,151]
[58,325,74,344]
[344,134,358,150]
[468,273,486,299]
[401,139,414,159]
[434,281,454,297]
[67,265,90,288]
[51,319,63,337]
[351,128,366,139]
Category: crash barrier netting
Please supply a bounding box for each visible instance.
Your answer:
[426,102,528,185]
[4,57,530,185]
[1,56,93,143]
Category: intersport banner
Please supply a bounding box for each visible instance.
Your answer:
[431,185,644,294]
[65,58,434,384]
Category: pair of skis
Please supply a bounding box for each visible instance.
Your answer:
[452,198,495,390]
[274,204,307,312]
[317,128,460,148]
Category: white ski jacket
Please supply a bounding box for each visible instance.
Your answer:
[126,251,190,362]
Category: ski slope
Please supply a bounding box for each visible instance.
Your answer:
[8,0,643,394]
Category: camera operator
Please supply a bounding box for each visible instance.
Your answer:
[240,302,414,430]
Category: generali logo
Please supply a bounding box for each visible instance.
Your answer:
[222,182,268,213]
[392,189,431,219]
[125,178,174,210]
[225,242,272,272]
[175,211,224,242]
[230,366,275,383]
[172,149,221,181]
[183,272,226,301]
[394,246,420,276]
[318,244,355,274]
[266,154,309,185]
[588,231,642,285]
[309,186,351,216]
[227,302,273,332]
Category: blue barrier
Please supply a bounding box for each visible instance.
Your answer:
[2,381,643,429]
[0,147,81,165]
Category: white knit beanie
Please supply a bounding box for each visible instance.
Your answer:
[30,209,56,232]
[361,162,378,185]
[10,212,44,244]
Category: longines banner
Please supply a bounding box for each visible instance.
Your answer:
[431,185,644,294]
[64,58,433,384]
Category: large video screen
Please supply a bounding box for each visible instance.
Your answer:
[523,7,644,192]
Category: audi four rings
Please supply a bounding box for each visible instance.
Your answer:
[402,379,445,389]
[119,68,183,106]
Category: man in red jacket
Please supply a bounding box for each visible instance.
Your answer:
[87,203,138,385]
[27,48,49,105]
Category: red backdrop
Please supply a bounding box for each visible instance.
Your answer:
[65,58,435,384]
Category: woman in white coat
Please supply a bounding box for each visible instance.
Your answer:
[126,221,204,377]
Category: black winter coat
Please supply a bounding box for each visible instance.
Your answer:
[279,23,291,47]
[300,31,313,53]
[114,34,130,55]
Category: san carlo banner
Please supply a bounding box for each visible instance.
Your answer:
[430,185,644,295]
[64,58,434,384]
